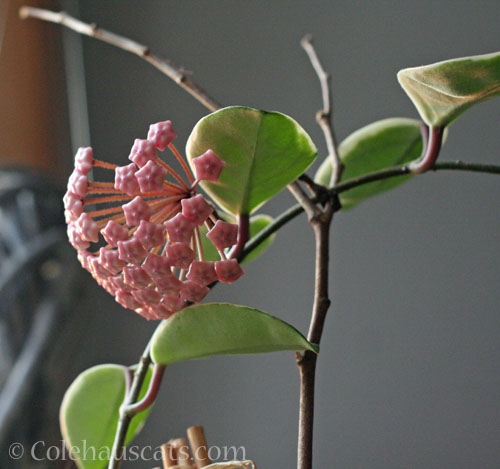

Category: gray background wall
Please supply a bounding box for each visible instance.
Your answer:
[64,1,499,467]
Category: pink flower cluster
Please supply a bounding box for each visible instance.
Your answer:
[64,120,244,320]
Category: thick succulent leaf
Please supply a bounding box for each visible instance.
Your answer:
[60,364,152,469]
[150,303,318,365]
[186,106,317,215]
[315,118,423,209]
[398,51,500,126]
[200,214,275,264]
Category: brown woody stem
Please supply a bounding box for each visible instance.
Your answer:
[301,34,343,185]
[19,6,221,112]
[297,205,334,469]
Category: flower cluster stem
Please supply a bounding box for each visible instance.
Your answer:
[229,214,250,260]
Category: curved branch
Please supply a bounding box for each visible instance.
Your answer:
[334,160,500,193]
[242,160,500,261]
[19,6,221,112]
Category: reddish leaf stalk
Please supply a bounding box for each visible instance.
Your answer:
[409,126,444,174]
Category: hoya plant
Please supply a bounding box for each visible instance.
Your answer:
[20,6,499,469]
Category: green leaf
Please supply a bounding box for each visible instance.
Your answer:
[150,303,318,365]
[315,118,423,209]
[60,364,152,469]
[186,106,317,215]
[200,214,275,264]
[398,51,500,126]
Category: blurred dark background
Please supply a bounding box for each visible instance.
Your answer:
[1,0,499,467]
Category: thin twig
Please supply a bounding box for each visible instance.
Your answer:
[298,174,327,198]
[288,181,321,221]
[430,161,500,174]
[19,6,221,112]
[243,159,500,261]
[301,34,343,185]
[334,160,500,193]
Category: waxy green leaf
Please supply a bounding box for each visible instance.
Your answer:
[151,303,318,365]
[398,51,500,126]
[200,214,275,264]
[186,106,317,215]
[315,118,423,209]
[60,364,152,469]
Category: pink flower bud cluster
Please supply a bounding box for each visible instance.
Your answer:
[64,120,244,320]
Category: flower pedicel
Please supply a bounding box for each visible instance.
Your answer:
[64,120,244,320]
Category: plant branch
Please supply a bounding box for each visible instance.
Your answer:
[244,159,500,261]
[108,340,153,469]
[19,6,221,112]
[301,34,343,185]
[121,364,166,416]
[334,159,500,192]
[287,151,337,469]
[297,206,333,469]
[298,173,328,199]
[288,181,321,221]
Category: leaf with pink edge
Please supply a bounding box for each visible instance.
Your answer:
[398,51,500,126]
